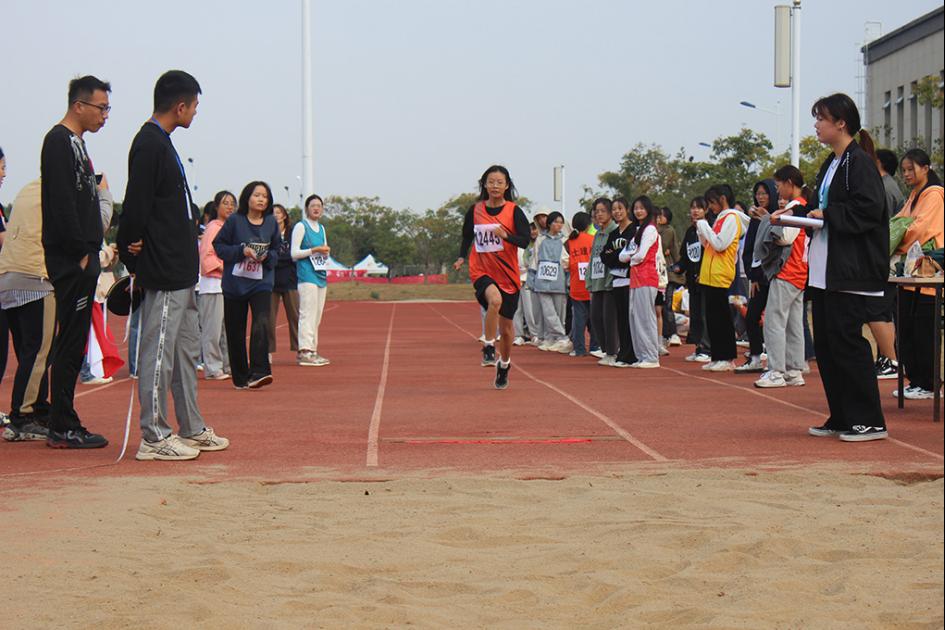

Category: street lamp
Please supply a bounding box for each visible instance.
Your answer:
[698,142,712,148]
[739,100,783,151]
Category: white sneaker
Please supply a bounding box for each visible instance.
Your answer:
[477,335,487,344]
[668,334,682,346]
[612,360,632,368]
[658,345,670,356]
[754,370,786,388]
[904,386,937,400]
[598,355,616,367]
[892,386,918,398]
[703,360,734,372]
[513,337,525,346]
[630,361,660,369]
[538,342,554,351]
[135,435,200,461]
[589,350,606,359]
[550,340,572,354]
[735,357,766,373]
[784,370,805,387]
[178,427,230,452]
[686,352,711,363]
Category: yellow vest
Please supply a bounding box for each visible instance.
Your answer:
[698,211,742,288]
[0,179,48,279]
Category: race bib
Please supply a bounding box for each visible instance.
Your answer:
[577,262,589,281]
[474,224,504,253]
[309,253,328,271]
[590,258,606,280]
[686,240,702,263]
[233,258,263,280]
[537,261,559,282]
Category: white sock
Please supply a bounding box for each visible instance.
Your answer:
[499,357,510,368]
[484,339,495,346]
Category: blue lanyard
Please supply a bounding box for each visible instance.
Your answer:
[149,118,194,221]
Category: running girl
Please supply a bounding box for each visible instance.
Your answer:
[454,165,530,389]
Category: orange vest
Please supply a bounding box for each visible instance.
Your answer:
[777,198,809,289]
[566,232,593,301]
[468,202,521,294]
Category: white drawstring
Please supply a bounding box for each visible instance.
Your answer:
[115,276,138,463]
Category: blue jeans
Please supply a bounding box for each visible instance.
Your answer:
[570,299,592,355]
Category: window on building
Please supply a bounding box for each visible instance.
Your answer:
[909,81,918,145]
[883,90,892,146]
[896,86,904,148]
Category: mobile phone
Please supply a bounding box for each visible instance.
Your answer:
[95,173,103,185]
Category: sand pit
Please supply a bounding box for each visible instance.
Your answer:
[1,466,941,629]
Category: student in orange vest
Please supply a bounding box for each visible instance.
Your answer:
[696,184,750,372]
[565,211,596,356]
[454,165,530,389]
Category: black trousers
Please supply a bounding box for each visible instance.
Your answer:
[703,285,736,361]
[48,260,99,432]
[810,288,886,431]
[899,289,936,391]
[5,295,56,422]
[224,291,272,387]
[662,282,680,338]
[0,309,8,385]
[746,282,769,357]
[686,282,708,351]
[611,285,637,364]
[590,291,619,356]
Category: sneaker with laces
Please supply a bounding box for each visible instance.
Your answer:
[314,354,331,366]
[81,376,113,385]
[178,427,229,452]
[735,357,766,373]
[685,352,711,363]
[297,350,322,366]
[494,361,510,390]
[481,344,497,367]
[612,360,632,368]
[2,419,50,442]
[658,345,670,356]
[630,361,660,369]
[703,360,735,372]
[754,370,786,388]
[903,386,936,400]
[875,356,898,380]
[248,374,273,389]
[838,425,888,442]
[808,424,842,437]
[135,435,201,461]
[46,428,108,449]
[552,339,573,354]
[205,371,231,381]
[538,342,554,351]
[598,355,616,367]
[668,334,682,346]
[513,336,525,346]
[784,370,806,387]
[589,350,606,359]
[892,386,918,398]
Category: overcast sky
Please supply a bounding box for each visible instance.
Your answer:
[1,0,941,214]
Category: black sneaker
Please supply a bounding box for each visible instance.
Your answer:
[495,361,510,390]
[247,374,273,389]
[2,419,50,442]
[875,356,898,380]
[481,344,496,367]
[839,425,888,442]
[808,424,842,437]
[46,428,108,449]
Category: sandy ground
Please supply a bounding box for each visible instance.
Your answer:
[0,466,941,629]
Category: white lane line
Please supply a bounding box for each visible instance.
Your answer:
[365,304,397,467]
[429,305,667,463]
[660,366,944,462]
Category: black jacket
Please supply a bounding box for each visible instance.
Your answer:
[40,124,103,280]
[118,122,200,291]
[813,140,889,293]
[599,222,636,271]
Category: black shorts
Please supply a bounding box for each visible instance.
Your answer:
[864,283,896,323]
[474,276,520,320]
[654,291,665,306]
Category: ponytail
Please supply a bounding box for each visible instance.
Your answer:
[800,186,814,205]
[569,211,591,239]
[858,129,876,160]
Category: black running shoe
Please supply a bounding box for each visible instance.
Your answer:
[808,424,841,438]
[495,362,510,390]
[481,344,496,367]
[248,374,273,389]
[2,419,50,442]
[839,425,888,442]
[46,428,108,449]
[875,356,898,380]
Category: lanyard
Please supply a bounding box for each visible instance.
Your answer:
[149,118,194,221]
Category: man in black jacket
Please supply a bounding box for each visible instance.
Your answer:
[40,75,111,449]
[118,70,229,461]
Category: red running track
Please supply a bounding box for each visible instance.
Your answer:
[0,300,942,481]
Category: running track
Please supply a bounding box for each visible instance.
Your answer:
[1,300,942,481]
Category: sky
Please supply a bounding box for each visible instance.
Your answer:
[1,0,941,215]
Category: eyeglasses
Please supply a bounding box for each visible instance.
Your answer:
[79,101,111,114]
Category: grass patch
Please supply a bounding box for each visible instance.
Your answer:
[326,282,474,302]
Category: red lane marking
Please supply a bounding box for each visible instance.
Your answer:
[427,304,667,462]
[366,304,397,467]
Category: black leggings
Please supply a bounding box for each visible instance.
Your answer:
[899,289,936,391]
[611,285,636,364]
[224,291,272,387]
[703,285,736,361]
[746,282,769,357]
[590,291,619,356]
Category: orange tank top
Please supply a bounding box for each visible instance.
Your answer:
[468,201,521,293]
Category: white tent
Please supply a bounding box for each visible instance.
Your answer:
[353,254,389,277]
[324,256,349,271]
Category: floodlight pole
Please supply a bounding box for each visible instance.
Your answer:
[791,0,801,167]
[301,0,315,196]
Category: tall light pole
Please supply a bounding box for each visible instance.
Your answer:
[791,0,801,167]
[301,0,315,196]
[187,157,197,193]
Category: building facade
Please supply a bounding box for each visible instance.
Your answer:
[863,6,944,152]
